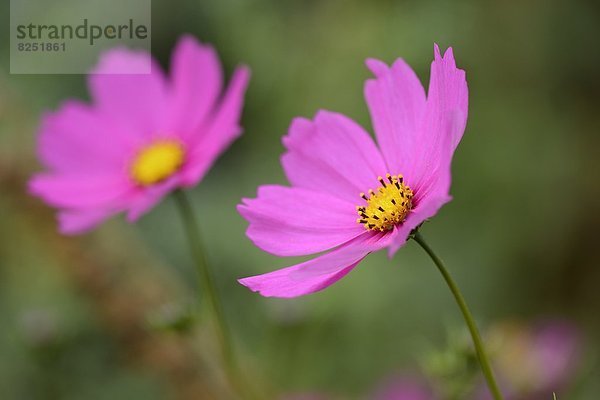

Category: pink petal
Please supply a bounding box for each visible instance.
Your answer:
[281,111,388,203]
[180,65,250,186]
[427,45,468,152]
[386,194,452,257]
[125,176,180,222]
[88,48,169,141]
[410,45,468,196]
[364,58,426,180]
[240,260,359,299]
[167,35,223,142]
[37,101,130,174]
[238,185,364,256]
[58,209,115,235]
[29,173,132,209]
[239,233,383,298]
[292,230,395,278]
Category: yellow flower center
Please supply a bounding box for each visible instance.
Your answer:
[356,174,414,231]
[131,140,185,186]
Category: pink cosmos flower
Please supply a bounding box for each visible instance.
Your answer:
[238,45,467,297]
[29,35,250,234]
[477,319,582,400]
[373,374,437,400]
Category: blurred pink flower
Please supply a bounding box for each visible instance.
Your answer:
[280,394,332,400]
[373,374,437,400]
[279,375,436,400]
[533,320,581,390]
[238,45,468,297]
[478,319,582,400]
[30,35,250,234]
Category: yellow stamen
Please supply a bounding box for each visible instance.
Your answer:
[131,140,185,186]
[356,174,414,231]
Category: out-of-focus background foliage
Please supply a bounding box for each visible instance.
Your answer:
[1,0,599,399]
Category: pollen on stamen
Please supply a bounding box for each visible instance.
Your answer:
[356,174,414,232]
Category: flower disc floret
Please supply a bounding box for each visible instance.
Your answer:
[131,140,185,185]
[357,174,413,231]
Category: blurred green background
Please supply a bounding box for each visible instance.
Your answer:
[1,0,599,399]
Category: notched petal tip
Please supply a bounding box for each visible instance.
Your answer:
[284,109,347,148]
[432,43,458,69]
[171,34,220,71]
[443,46,455,60]
[91,46,153,75]
[365,58,389,77]
[238,277,295,299]
[236,202,252,218]
[433,43,441,58]
[237,276,277,298]
[177,33,210,51]
[281,116,314,148]
[313,109,344,124]
[237,277,256,290]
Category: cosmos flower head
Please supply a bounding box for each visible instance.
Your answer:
[373,374,437,400]
[238,45,468,298]
[280,374,435,400]
[479,319,582,399]
[29,35,250,234]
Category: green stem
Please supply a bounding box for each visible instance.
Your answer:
[173,189,245,399]
[412,231,504,400]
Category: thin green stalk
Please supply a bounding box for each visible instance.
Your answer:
[412,231,504,400]
[173,189,246,399]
